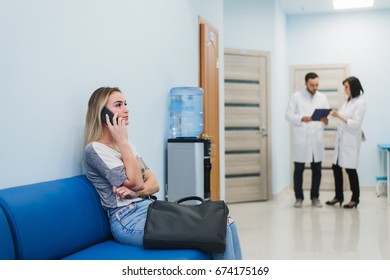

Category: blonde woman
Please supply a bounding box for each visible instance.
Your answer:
[83,87,242,259]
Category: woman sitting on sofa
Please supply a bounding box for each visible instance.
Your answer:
[83,86,242,260]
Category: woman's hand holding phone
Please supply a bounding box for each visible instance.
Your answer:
[105,112,128,146]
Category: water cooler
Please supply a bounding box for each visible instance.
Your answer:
[167,86,211,202]
[167,138,211,202]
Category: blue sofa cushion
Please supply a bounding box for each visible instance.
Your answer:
[62,240,210,260]
[0,206,15,259]
[0,176,111,259]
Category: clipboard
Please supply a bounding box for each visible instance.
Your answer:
[311,109,331,121]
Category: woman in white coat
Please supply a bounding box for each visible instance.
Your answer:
[326,76,367,209]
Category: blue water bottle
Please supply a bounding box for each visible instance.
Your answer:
[169,87,204,138]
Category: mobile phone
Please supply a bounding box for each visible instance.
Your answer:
[100,107,117,125]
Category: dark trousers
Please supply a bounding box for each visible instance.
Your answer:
[293,161,322,200]
[332,163,360,203]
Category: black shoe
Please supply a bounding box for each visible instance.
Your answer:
[343,201,359,209]
[325,198,343,207]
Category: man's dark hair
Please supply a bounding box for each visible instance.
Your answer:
[343,76,364,99]
[305,72,319,83]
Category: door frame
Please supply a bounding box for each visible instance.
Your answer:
[199,16,221,200]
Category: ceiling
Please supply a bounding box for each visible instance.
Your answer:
[281,0,390,15]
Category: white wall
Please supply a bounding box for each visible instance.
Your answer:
[0,0,223,196]
[287,9,390,186]
[224,0,290,195]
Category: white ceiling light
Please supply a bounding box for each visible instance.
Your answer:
[333,0,374,10]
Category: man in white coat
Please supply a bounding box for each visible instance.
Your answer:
[286,72,330,208]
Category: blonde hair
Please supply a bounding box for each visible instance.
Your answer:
[84,87,121,146]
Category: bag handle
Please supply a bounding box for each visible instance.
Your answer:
[175,196,205,204]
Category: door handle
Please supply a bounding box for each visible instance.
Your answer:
[260,126,268,138]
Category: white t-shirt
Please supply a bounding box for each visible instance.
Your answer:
[84,142,148,209]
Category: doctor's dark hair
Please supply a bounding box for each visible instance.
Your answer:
[343,76,364,99]
[305,72,319,83]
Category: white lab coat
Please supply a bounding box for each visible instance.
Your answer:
[333,95,367,169]
[286,89,330,163]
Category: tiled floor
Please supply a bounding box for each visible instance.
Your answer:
[228,188,390,260]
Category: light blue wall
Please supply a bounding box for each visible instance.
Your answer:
[2,0,387,197]
[287,9,390,186]
[273,0,289,195]
[224,0,275,51]
[224,0,290,195]
[0,0,223,196]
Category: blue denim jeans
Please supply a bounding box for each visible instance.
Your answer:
[211,220,242,260]
[109,199,152,246]
[108,198,243,260]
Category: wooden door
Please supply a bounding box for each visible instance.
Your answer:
[224,49,272,203]
[291,64,350,191]
[199,18,220,200]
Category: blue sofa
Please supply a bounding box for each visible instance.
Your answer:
[0,175,210,260]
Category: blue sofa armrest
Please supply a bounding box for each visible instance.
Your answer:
[0,176,111,259]
[0,206,15,259]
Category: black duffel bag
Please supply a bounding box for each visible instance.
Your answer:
[143,196,229,253]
